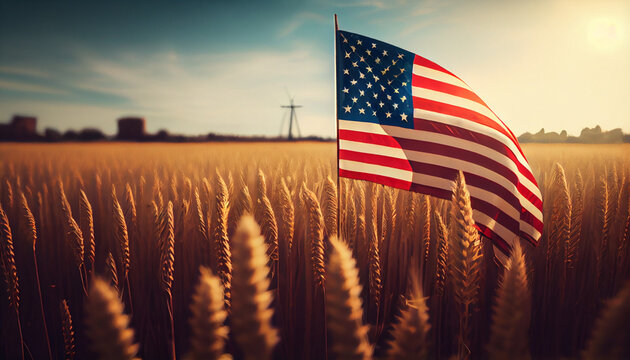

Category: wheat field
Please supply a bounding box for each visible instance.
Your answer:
[0,142,628,360]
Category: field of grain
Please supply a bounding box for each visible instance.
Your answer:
[0,142,628,360]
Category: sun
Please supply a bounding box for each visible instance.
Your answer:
[588,17,623,51]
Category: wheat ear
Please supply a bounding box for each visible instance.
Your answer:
[60,299,76,360]
[322,176,338,238]
[549,163,571,265]
[79,189,95,272]
[487,242,531,360]
[227,184,253,238]
[0,204,19,310]
[325,236,373,360]
[158,201,175,295]
[186,267,230,360]
[583,281,630,359]
[387,278,431,360]
[433,210,449,297]
[567,170,583,270]
[106,252,120,295]
[278,178,295,253]
[85,278,139,360]
[58,181,84,269]
[213,173,232,308]
[302,186,326,287]
[231,215,279,360]
[449,171,483,360]
[112,186,130,280]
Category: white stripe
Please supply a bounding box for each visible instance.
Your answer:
[412,64,472,90]
[340,119,541,204]
[339,139,406,160]
[412,109,540,197]
[339,141,541,239]
[339,119,543,219]
[473,210,518,247]
[412,86,512,136]
[493,245,509,265]
[339,159,413,183]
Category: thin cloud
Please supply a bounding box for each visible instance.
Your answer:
[0,79,69,96]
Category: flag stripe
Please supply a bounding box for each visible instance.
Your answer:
[339,121,542,212]
[339,141,542,239]
[412,74,486,107]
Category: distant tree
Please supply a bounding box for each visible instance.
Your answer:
[79,128,106,141]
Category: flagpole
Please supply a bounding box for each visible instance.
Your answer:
[334,14,341,238]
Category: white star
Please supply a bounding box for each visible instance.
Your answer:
[359,90,365,96]
[375,57,381,64]
[372,43,376,48]
[392,59,398,65]
[343,37,348,43]
[400,96,407,102]
[351,46,356,52]
[400,68,405,73]
[394,88,399,94]
[352,61,358,67]
[359,72,365,79]
[387,79,393,85]
[381,66,390,75]
[344,105,352,113]
[359,56,365,62]
[366,82,372,89]
[402,82,408,86]
[398,53,404,59]
[373,92,378,99]
[372,111,377,116]
[382,50,388,56]
[350,79,357,85]
[366,101,371,107]
[401,113,408,121]
[373,75,380,82]
[366,66,372,73]
[380,84,386,91]
[343,69,349,75]
[351,97,358,103]
[387,94,392,100]
[342,87,349,93]
[359,108,365,114]
[345,52,351,58]
[357,40,362,45]
[385,111,392,118]
[366,49,371,56]
[379,101,384,107]
[393,103,398,109]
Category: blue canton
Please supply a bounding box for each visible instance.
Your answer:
[336,30,415,129]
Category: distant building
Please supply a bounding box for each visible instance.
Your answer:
[117,117,146,140]
[0,115,40,141]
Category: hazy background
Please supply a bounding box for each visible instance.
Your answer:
[0,0,628,137]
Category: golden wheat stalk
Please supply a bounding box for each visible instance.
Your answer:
[58,181,84,269]
[186,267,229,360]
[124,183,137,231]
[213,173,232,308]
[567,170,583,270]
[231,215,279,360]
[346,187,357,251]
[227,184,253,238]
[85,278,139,360]
[0,204,19,310]
[549,163,571,265]
[278,178,295,253]
[79,189,96,272]
[487,243,531,360]
[433,210,449,297]
[106,252,120,295]
[158,201,175,295]
[112,186,130,279]
[387,279,431,360]
[583,281,630,359]
[60,299,76,360]
[192,187,209,245]
[322,176,338,238]
[367,219,382,310]
[302,186,326,287]
[449,171,483,360]
[325,236,373,360]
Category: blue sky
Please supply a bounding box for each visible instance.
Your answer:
[0,0,628,137]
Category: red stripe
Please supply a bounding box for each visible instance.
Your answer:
[413,55,461,80]
[338,168,411,191]
[412,74,487,107]
[412,96,521,149]
[413,119,539,186]
[340,128,542,214]
[339,149,412,172]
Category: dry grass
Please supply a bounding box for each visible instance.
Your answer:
[0,142,628,359]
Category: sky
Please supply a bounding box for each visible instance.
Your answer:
[0,0,628,137]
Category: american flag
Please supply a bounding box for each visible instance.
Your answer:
[336,29,543,261]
